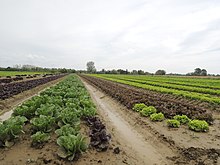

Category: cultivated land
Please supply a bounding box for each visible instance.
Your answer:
[0,74,220,165]
[0,71,51,77]
[92,74,220,105]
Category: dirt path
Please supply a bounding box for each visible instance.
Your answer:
[81,78,179,165]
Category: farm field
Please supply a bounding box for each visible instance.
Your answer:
[0,75,141,165]
[2,1,220,165]
[80,74,220,164]
[0,71,51,77]
[0,74,220,165]
[92,74,220,105]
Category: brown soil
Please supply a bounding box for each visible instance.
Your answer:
[0,122,133,165]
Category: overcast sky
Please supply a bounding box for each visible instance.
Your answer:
[0,0,220,74]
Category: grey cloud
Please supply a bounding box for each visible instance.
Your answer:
[0,0,220,74]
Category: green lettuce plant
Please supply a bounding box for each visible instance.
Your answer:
[188,120,209,132]
[150,112,164,121]
[57,134,87,160]
[58,109,80,127]
[55,124,80,137]
[173,115,190,124]
[132,103,147,112]
[30,115,55,132]
[140,106,157,117]
[0,116,27,147]
[31,131,50,144]
[167,119,180,128]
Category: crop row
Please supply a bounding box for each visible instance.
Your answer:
[103,76,220,96]
[80,75,213,124]
[93,75,220,105]
[131,76,220,90]
[0,75,110,161]
[99,74,220,90]
[0,74,66,100]
[133,103,209,132]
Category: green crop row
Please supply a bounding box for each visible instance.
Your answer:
[133,103,209,132]
[91,74,220,104]
[1,75,96,161]
[98,74,220,89]
[106,76,220,96]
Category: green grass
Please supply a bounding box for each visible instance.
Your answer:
[0,71,50,77]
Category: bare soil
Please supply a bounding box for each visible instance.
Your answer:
[0,122,133,165]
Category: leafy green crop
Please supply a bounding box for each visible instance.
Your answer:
[132,103,147,112]
[57,134,87,160]
[58,109,80,127]
[93,74,220,104]
[13,96,43,119]
[30,115,55,132]
[150,113,164,121]
[35,103,60,117]
[55,124,80,137]
[188,120,209,132]
[173,115,190,124]
[31,131,50,144]
[167,119,180,128]
[140,106,157,117]
[0,116,27,147]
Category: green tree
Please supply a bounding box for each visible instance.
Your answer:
[155,70,166,75]
[86,61,96,73]
[200,69,207,76]
[194,68,202,75]
[138,70,145,75]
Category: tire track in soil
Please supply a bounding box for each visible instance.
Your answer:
[81,78,178,165]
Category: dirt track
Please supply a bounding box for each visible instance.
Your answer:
[82,79,178,165]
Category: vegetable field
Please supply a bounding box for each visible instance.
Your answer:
[0,75,112,164]
[0,74,220,165]
[92,74,220,104]
[0,71,51,77]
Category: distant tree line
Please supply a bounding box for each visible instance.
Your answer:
[186,68,208,76]
[95,69,152,75]
[2,62,218,77]
[0,65,76,73]
[85,62,219,76]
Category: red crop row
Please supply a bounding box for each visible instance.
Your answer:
[80,75,213,124]
[0,74,67,100]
